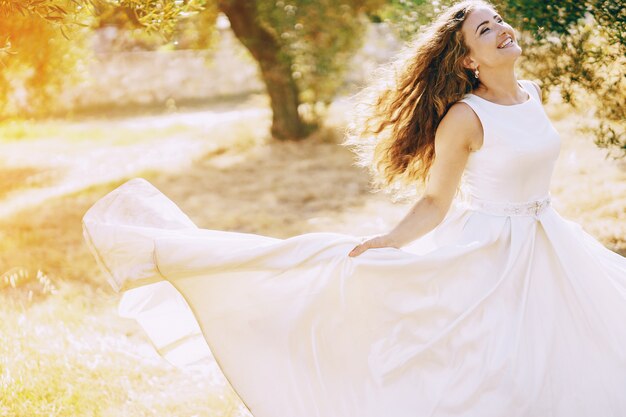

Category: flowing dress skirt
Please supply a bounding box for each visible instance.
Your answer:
[83,178,626,417]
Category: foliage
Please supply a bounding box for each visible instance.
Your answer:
[497,0,626,157]
[514,19,625,158]
[256,0,386,121]
[375,0,626,157]
[5,0,386,125]
[372,0,438,38]
[170,3,219,50]
[105,0,207,36]
[372,0,456,38]
[0,0,86,24]
[0,0,220,118]
[0,1,92,118]
[90,1,219,51]
[498,0,625,48]
[106,0,388,125]
[107,0,220,51]
[5,0,622,150]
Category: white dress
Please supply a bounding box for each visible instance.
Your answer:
[82,80,626,417]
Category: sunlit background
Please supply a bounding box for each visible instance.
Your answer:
[0,0,624,415]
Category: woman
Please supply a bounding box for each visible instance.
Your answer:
[346,0,541,257]
[83,1,626,416]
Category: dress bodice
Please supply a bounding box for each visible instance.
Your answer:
[458,80,561,204]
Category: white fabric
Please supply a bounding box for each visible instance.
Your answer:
[82,79,626,417]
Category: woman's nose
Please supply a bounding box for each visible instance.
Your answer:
[495,24,508,39]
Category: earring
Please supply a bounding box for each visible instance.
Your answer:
[474,67,480,79]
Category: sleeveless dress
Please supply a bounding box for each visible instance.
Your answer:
[82,80,626,417]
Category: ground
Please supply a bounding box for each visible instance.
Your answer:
[0,95,624,416]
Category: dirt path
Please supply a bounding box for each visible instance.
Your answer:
[0,97,623,251]
[0,105,269,218]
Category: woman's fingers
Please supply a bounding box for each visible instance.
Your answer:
[348,243,366,257]
[348,234,399,257]
[348,236,381,257]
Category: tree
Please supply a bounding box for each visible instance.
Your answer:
[2,0,383,140]
[374,0,625,157]
[127,0,385,139]
[497,0,625,157]
[10,1,621,152]
[0,1,92,118]
[216,0,308,139]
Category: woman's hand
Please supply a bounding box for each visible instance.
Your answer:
[348,234,399,257]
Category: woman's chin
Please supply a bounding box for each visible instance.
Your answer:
[497,45,522,62]
[497,44,522,54]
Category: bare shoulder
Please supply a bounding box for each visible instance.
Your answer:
[436,101,483,152]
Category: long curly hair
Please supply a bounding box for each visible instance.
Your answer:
[343,0,493,199]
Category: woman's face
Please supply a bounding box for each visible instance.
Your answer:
[460,6,521,71]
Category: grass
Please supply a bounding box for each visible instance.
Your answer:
[0,98,624,416]
[0,118,199,145]
[0,166,61,200]
[0,180,250,416]
[0,278,246,417]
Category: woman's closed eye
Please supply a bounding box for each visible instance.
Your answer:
[480,18,504,35]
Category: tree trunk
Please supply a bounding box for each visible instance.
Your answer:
[217,0,310,140]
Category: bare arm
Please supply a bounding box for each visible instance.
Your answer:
[348,102,482,257]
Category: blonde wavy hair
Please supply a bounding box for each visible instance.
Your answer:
[343,0,492,199]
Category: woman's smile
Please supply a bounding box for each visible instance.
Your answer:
[497,35,514,49]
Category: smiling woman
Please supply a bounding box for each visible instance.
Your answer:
[82,1,626,417]
[459,7,532,105]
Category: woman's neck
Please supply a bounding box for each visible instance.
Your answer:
[474,69,526,104]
